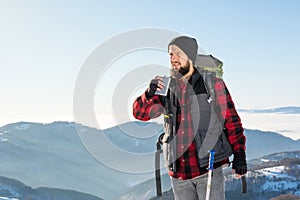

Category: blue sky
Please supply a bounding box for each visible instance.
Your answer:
[1,0,299,128]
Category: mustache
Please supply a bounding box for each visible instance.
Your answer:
[171,61,180,66]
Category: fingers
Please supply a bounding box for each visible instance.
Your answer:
[235,174,243,179]
[154,76,165,91]
[232,169,243,179]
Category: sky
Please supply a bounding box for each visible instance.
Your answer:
[1,0,300,128]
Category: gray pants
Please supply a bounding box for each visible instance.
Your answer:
[170,167,225,200]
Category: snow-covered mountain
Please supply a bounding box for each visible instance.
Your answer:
[0,121,160,200]
[0,121,299,200]
[125,151,300,200]
[224,153,300,200]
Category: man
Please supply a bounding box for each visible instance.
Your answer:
[133,36,247,200]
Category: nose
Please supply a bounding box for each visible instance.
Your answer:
[170,54,178,63]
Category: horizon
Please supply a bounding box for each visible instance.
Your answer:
[1,106,300,141]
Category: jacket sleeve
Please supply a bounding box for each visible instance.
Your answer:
[132,91,164,121]
[214,78,246,152]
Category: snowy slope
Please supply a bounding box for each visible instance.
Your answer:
[125,151,300,200]
[255,165,300,195]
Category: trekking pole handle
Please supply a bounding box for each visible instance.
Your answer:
[207,150,215,170]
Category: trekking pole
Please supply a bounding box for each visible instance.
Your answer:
[205,150,215,200]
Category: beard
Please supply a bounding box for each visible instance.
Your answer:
[170,60,190,79]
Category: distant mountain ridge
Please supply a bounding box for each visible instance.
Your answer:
[0,121,153,200]
[0,121,299,200]
[238,106,300,114]
[0,176,103,200]
[245,129,300,159]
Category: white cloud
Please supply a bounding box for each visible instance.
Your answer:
[240,113,300,140]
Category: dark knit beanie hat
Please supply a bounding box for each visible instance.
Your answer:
[168,36,198,63]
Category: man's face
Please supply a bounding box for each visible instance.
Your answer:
[169,45,189,75]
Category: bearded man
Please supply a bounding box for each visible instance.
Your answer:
[133,36,247,200]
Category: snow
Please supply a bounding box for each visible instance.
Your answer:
[261,165,285,173]
[254,165,300,193]
[0,132,8,142]
[0,197,19,200]
[15,123,31,130]
[0,138,8,142]
[262,180,298,191]
[256,166,294,179]
[261,159,270,162]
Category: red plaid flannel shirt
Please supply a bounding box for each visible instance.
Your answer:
[133,76,245,180]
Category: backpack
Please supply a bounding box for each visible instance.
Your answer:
[194,54,223,103]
